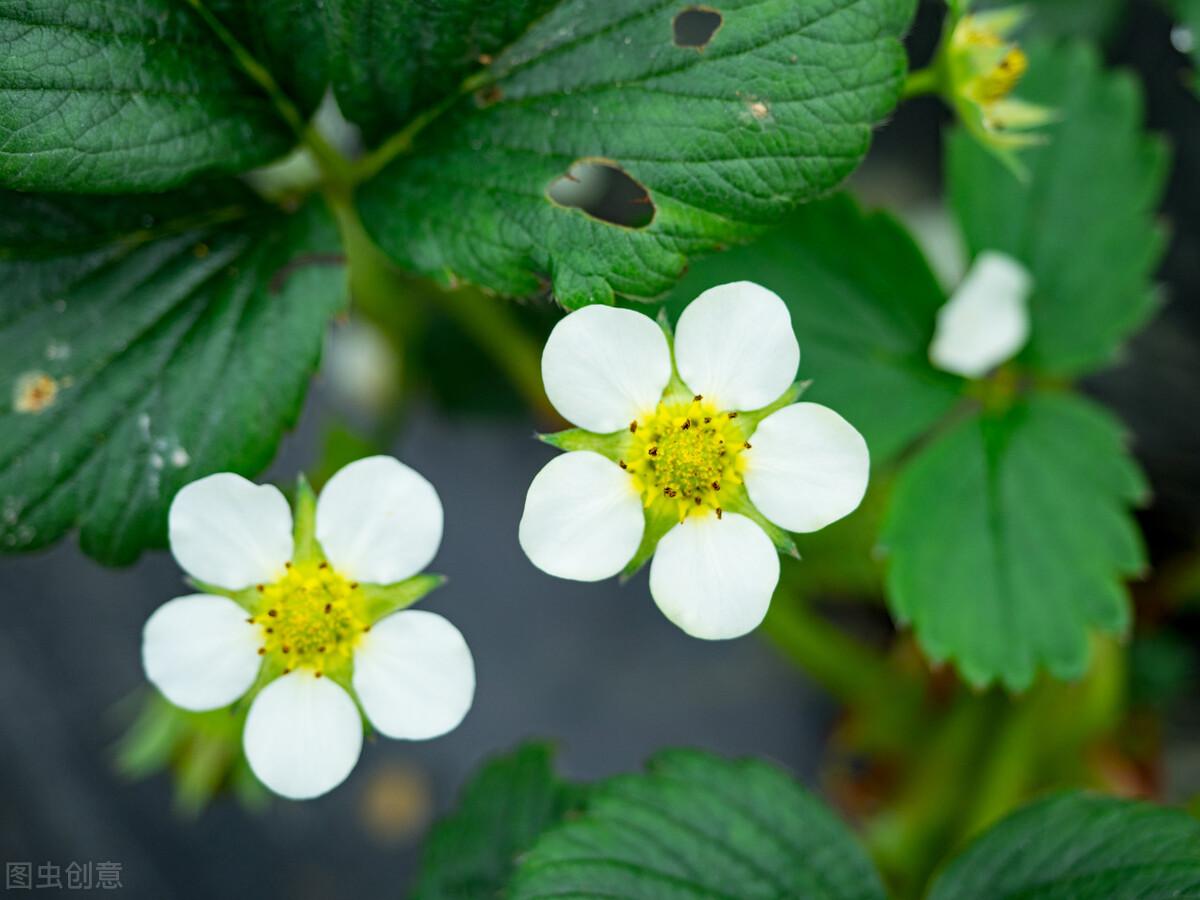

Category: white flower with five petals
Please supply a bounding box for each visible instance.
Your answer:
[141,456,474,800]
[519,282,870,640]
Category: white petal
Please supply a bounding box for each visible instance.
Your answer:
[541,305,671,432]
[673,281,799,411]
[519,451,644,581]
[243,672,363,800]
[353,610,475,740]
[743,403,870,533]
[168,473,293,590]
[648,513,779,640]
[929,251,1032,377]
[316,456,443,584]
[141,594,261,712]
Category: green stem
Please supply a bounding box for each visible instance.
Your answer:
[902,66,942,100]
[432,286,558,424]
[303,127,355,191]
[353,69,492,183]
[184,0,305,135]
[868,693,997,899]
[324,190,556,422]
[761,596,904,710]
[190,2,551,418]
[956,696,1040,838]
[186,0,356,191]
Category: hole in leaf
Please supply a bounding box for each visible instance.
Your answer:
[673,6,722,49]
[547,160,655,228]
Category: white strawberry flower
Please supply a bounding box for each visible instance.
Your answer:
[141,456,474,801]
[929,250,1032,377]
[519,282,870,640]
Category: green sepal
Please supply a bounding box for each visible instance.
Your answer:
[723,486,801,559]
[537,428,627,462]
[361,573,447,622]
[114,690,254,817]
[620,504,677,581]
[184,577,260,613]
[114,691,189,782]
[291,474,321,565]
[738,382,810,435]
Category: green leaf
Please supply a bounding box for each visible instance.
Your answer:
[323,0,557,142]
[664,194,962,468]
[929,791,1200,899]
[210,0,331,114]
[509,749,886,900]
[360,574,446,621]
[0,187,345,564]
[0,0,315,192]
[881,392,1147,691]
[411,742,580,900]
[358,0,915,308]
[948,41,1170,377]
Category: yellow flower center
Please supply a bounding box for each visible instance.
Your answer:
[622,396,748,521]
[975,46,1027,105]
[957,17,1027,106]
[250,560,368,677]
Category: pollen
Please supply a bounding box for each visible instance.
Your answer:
[250,560,366,677]
[624,397,748,521]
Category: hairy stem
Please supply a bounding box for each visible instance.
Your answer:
[902,66,942,100]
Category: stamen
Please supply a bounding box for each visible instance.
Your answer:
[252,560,368,677]
[624,397,748,521]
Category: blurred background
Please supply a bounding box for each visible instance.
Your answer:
[3,0,1199,897]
